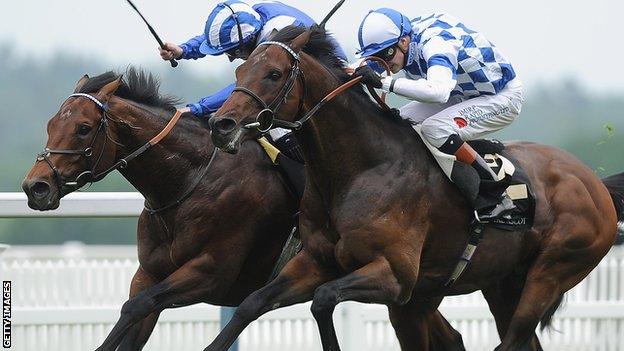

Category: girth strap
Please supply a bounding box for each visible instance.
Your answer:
[444,220,485,288]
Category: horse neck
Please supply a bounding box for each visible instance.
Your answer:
[109,98,212,208]
[296,56,431,189]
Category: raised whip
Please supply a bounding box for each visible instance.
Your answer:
[125,0,178,68]
[319,0,347,28]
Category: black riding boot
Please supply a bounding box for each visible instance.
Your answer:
[469,154,516,222]
[440,134,516,221]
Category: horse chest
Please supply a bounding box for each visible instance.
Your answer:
[139,221,196,276]
[139,244,179,280]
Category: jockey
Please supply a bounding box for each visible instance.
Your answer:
[159,0,346,141]
[354,8,524,221]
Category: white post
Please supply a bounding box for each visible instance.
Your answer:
[340,302,367,351]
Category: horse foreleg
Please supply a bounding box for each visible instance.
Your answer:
[116,312,160,351]
[203,250,333,351]
[389,297,466,351]
[428,309,466,351]
[117,266,161,351]
[310,257,414,351]
[95,253,223,351]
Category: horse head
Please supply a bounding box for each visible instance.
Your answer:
[22,74,124,210]
[210,28,311,154]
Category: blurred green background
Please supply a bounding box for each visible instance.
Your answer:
[0,44,622,245]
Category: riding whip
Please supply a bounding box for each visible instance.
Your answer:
[125,0,178,68]
[319,0,347,27]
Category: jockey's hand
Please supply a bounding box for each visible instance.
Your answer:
[354,65,383,89]
[159,43,183,60]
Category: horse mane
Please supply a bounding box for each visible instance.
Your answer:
[78,67,181,112]
[270,25,408,125]
[78,67,209,132]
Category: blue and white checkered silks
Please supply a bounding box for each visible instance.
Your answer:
[405,13,516,98]
[356,8,412,58]
[199,1,262,55]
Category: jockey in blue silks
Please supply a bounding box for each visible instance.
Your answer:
[160,0,346,141]
[353,8,524,221]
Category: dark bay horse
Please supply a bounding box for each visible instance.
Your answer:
[207,27,624,351]
[21,68,300,350]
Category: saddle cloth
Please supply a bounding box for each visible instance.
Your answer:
[414,125,536,231]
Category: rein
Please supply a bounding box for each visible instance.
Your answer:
[36,93,211,214]
[237,41,390,133]
[235,41,306,132]
[37,93,114,193]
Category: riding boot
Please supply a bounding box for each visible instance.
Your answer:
[439,134,516,221]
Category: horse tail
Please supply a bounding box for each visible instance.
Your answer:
[602,172,624,244]
[603,172,624,221]
[540,295,565,331]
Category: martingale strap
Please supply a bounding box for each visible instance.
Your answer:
[144,148,218,215]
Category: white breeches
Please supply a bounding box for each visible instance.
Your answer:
[400,79,524,148]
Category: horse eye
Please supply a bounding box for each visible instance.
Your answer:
[77,124,92,136]
[267,71,282,81]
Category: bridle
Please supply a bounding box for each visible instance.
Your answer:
[234,40,390,133]
[36,93,117,195]
[35,93,216,214]
[235,41,307,132]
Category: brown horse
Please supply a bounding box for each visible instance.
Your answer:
[206,26,624,351]
[21,68,301,351]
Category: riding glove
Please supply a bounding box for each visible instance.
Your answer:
[354,66,383,89]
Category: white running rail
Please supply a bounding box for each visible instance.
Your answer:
[1,193,623,350]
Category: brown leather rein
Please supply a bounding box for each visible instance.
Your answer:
[36,94,216,214]
[239,41,392,132]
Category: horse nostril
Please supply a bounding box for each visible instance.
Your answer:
[30,181,51,199]
[213,117,237,134]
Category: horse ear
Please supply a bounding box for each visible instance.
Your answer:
[290,30,311,53]
[97,75,123,102]
[73,74,90,93]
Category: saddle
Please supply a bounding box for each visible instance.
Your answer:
[414,126,536,231]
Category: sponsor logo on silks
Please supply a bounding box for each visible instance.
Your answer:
[2,281,10,349]
[453,117,468,128]
[457,105,510,124]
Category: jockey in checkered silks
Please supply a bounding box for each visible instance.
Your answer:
[353,8,524,221]
[159,0,347,145]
